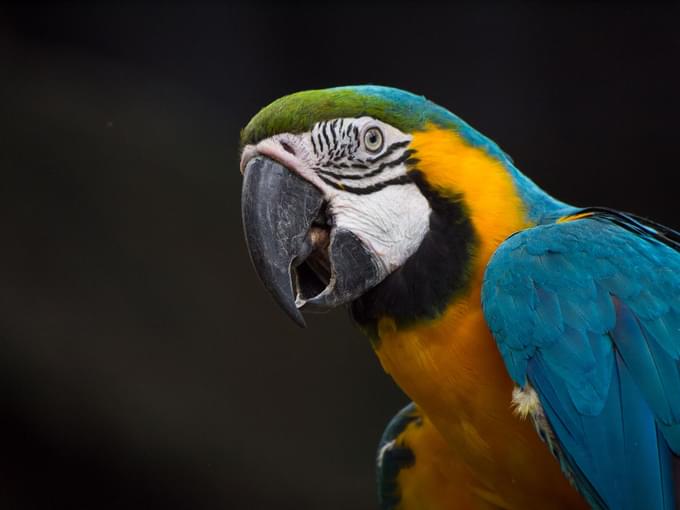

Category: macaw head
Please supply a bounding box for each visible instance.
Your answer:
[240,85,531,330]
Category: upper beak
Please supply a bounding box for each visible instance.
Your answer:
[241,156,324,327]
[241,156,387,327]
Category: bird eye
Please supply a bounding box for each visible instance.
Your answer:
[363,127,384,153]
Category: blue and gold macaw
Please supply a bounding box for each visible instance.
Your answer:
[238,85,680,510]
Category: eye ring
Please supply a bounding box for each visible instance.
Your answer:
[363,127,384,153]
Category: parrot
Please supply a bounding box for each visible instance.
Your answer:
[238,85,680,510]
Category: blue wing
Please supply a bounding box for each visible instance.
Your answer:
[482,209,680,510]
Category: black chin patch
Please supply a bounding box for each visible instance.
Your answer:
[350,171,478,338]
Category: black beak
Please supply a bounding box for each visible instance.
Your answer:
[241,156,324,327]
[241,156,386,327]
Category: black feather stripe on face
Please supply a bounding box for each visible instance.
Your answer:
[350,170,478,341]
[306,117,415,196]
[318,150,416,182]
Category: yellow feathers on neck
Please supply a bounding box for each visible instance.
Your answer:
[409,125,531,268]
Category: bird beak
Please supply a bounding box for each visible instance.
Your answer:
[241,156,386,327]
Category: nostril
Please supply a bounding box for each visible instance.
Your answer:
[280,141,296,155]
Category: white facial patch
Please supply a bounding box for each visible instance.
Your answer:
[240,116,432,282]
[330,183,431,274]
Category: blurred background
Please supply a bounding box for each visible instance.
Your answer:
[1,2,678,508]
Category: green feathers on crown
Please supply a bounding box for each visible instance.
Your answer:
[240,85,509,165]
[241,85,457,147]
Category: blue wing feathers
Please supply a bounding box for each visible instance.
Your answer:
[527,355,608,509]
[659,423,680,455]
[482,212,680,509]
[612,301,676,424]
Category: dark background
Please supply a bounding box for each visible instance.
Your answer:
[1,2,678,509]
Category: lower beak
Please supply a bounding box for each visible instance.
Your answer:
[241,156,386,327]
